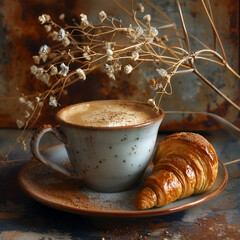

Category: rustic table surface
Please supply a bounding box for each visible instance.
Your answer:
[0,128,239,240]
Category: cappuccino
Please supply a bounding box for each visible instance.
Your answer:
[31,100,164,192]
[60,101,159,127]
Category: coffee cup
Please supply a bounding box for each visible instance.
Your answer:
[30,100,164,192]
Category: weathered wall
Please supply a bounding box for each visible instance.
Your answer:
[0,0,239,130]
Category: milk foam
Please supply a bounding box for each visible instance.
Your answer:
[60,102,159,127]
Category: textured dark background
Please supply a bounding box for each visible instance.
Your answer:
[0,0,239,130]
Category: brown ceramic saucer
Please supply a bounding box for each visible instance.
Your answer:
[18,144,228,218]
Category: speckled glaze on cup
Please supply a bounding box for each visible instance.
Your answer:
[31,100,164,192]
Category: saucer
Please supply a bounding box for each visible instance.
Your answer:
[18,144,228,217]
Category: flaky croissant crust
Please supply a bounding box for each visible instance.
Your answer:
[134,132,218,210]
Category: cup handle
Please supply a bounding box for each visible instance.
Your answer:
[30,124,75,178]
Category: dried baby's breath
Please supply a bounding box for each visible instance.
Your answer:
[143,14,151,23]
[76,68,86,80]
[59,63,69,77]
[99,11,107,22]
[59,13,65,21]
[58,29,66,41]
[62,37,70,47]
[11,0,239,154]
[38,45,50,56]
[44,24,52,32]
[132,51,139,61]
[24,111,30,119]
[124,64,133,74]
[105,64,116,80]
[50,65,58,75]
[16,119,25,129]
[147,98,156,107]
[80,13,91,29]
[30,65,38,75]
[137,3,145,13]
[156,68,167,77]
[149,27,158,37]
[18,97,26,104]
[51,31,58,41]
[29,3,240,114]
[49,96,58,107]
[38,14,51,24]
[32,56,40,64]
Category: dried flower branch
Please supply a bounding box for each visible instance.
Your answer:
[8,0,239,151]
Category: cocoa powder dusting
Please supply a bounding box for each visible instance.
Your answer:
[21,159,120,211]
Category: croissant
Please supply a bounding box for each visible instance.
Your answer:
[134,132,218,210]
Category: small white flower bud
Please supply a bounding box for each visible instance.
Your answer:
[49,96,57,107]
[124,64,133,74]
[41,54,48,62]
[80,13,90,29]
[99,11,107,22]
[106,48,113,56]
[156,68,167,77]
[18,97,26,104]
[38,101,44,107]
[143,14,151,23]
[40,73,50,85]
[132,51,139,61]
[76,68,86,80]
[38,44,49,56]
[59,63,69,77]
[16,120,25,129]
[137,3,144,12]
[58,29,65,41]
[59,13,65,21]
[62,37,70,46]
[44,25,52,32]
[83,52,91,61]
[30,65,38,75]
[24,111,30,119]
[80,13,88,22]
[36,67,44,75]
[50,65,58,75]
[51,31,58,41]
[147,98,156,107]
[107,73,116,80]
[33,56,40,64]
[38,14,51,24]
[136,26,144,37]
[150,27,158,37]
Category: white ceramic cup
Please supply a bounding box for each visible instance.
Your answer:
[30,100,164,192]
